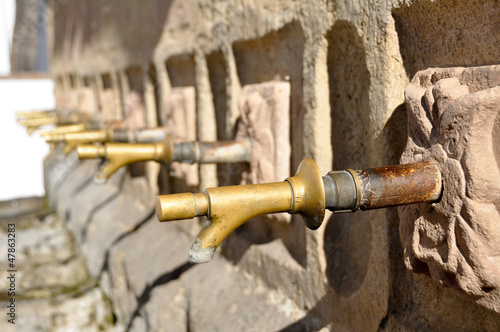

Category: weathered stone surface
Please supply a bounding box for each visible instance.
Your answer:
[107,218,192,325]
[400,65,500,311]
[45,148,81,208]
[12,256,90,299]
[0,196,44,220]
[183,256,304,332]
[66,167,126,244]
[0,215,90,299]
[55,159,101,221]
[4,219,73,266]
[0,287,114,332]
[141,280,188,332]
[41,0,500,330]
[392,0,500,78]
[107,215,302,331]
[82,176,153,278]
[10,0,48,72]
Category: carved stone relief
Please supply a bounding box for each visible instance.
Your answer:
[235,81,291,185]
[399,65,500,311]
[235,81,291,223]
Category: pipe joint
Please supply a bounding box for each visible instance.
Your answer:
[323,170,360,213]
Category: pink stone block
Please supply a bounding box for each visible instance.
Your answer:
[123,91,146,130]
[78,87,97,116]
[236,81,291,184]
[99,90,120,123]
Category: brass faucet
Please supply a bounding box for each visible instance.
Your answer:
[18,111,85,131]
[38,124,87,137]
[16,110,52,117]
[77,136,251,183]
[156,158,442,263]
[16,108,76,120]
[45,129,114,154]
[20,117,60,130]
[45,127,170,154]
[16,109,60,122]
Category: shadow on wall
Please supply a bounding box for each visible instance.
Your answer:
[232,20,305,172]
[207,50,230,140]
[222,22,308,268]
[392,0,500,78]
[324,20,372,296]
[162,53,200,194]
[51,0,175,66]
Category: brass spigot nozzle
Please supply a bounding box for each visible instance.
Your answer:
[18,112,83,128]
[43,127,170,154]
[77,137,251,183]
[38,124,87,137]
[78,138,173,183]
[19,116,59,127]
[156,159,442,264]
[45,129,113,154]
[156,158,325,263]
[16,110,56,122]
[16,110,53,117]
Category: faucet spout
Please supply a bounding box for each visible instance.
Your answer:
[77,137,173,183]
[77,136,252,183]
[38,124,87,137]
[156,158,325,263]
[19,112,82,127]
[16,109,73,122]
[20,117,59,127]
[45,129,113,154]
[16,110,56,120]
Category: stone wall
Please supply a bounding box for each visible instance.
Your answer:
[38,0,500,331]
[11,0,49,72]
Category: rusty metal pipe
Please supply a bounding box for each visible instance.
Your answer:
[173,140,251,164]
[356,161,442,209]
[323,161,442,212]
